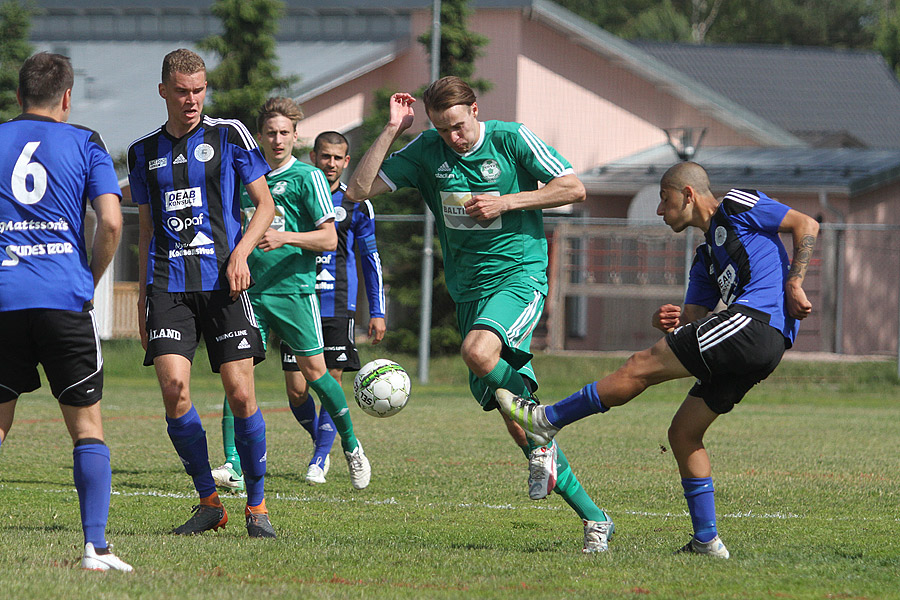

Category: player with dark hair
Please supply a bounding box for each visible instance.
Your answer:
[498,161,819,558]
[0,52,131,570]
[212,98,372,492]
[127,48,277,538]
[347,76,614,553]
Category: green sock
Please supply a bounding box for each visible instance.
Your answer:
[309,373,358,453]
[481,359,529,396]
[222,397,241,474]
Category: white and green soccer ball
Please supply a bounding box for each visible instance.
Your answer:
[353,359,411,418]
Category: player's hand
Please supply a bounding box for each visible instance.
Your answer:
[653,303,681,332]
[368,317,386,345]
[785,282,813,319]
[137,295,149,350]
[389,93,416,132]
[464,192,507,221]
[226,254,252,299]
[257,229,286,252]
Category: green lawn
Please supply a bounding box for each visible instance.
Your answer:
[2,340,899,599]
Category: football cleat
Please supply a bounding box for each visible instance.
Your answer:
[81,543,133,572]
[211,462,244,491]
[676,535,730,559]
[245,507,276,539]
[344,442,371,490]
[172,503,227,535]
[583,518,615,553]
[495,389,559,446]
[306,454,331,484]
[528,441,558,500]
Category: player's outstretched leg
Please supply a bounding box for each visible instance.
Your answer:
[308,373,370,489]
[212,397,244,491]
[497,382,610,445]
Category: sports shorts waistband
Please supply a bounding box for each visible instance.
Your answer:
[727,304,771,324]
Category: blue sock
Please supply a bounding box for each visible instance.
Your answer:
[544,382,608,427]
[166,406,216,498]
[234,409,267,507]
[289,396,318,443]
[313,405,337,466]
[682,476,718,543]
[73,442,111,549]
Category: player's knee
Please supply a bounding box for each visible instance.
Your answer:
[667,421,703,456]
[158,377,189,404]
[287,387,310,407]
[460,339,493,374]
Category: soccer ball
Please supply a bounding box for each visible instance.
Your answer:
[353,359,411,418]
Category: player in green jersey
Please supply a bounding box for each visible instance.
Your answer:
[347,76,613,552]
[212,97,371,491]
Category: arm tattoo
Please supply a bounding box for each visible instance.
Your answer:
[788,234,816,282]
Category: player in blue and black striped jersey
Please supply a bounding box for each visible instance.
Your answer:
[0,52,131,571]
[498,162,820,558]
[127,49,277,538]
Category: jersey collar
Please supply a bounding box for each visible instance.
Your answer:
[267,155,297,177]
[453,121,486,158]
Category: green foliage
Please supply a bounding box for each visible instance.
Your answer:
[0,0,34,122]
[197,0,296,132]
[418,0,492,93]
[876,2,900,77]
[620,0,692,42]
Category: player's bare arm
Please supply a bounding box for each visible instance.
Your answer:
[137,204,153,350]
[465,174,585,221]
[651,303,709,333]
[227,176,275,298]
[89,193,123,287]
[346,93,415,202]
[779,208,819,319]
[258,220,337,253]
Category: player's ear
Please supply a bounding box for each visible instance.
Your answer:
[471,101,478,119]
[682,185,695,206]
[15,88,22,108]
[61,88,72,112]
[158,82,167,100]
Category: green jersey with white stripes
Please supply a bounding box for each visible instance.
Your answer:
[241,156,334,295]
[379,120,573,302]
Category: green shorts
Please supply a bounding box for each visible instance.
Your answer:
[250,292,324,357]
[456,279,544,410]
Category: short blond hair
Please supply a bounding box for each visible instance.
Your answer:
[422,76,476,114]
[161,48,206,83]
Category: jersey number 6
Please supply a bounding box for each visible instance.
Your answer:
[11,141,48,205]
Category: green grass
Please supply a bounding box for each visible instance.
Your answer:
[2,340,899,599]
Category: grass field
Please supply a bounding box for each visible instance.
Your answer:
[2,340,899,599]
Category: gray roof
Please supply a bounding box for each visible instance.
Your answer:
[634,42,900,150]
[581,145,900,197]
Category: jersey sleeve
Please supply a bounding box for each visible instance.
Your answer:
[299,168,336,226]
[683,246,720,309]
[85,131,121,202]
[126,142,150,206]
[511,124,575,183]
[354,199,386,318]
[379,133,426,191]
[224,120,271,185]
[723,189,790,234]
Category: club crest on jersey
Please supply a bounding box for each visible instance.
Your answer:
[334,206,347,222]
[714,226,727,246]
[271,181,288,195]
[480,159,500,181]
[194,143,215,163]
[165,187,203,211]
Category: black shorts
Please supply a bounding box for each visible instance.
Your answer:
[665,306,786,414]
[144,289,265,373]
[279,316,360,372]
[0,306,103,407]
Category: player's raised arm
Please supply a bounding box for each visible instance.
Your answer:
[346,92,415,202]
[227,176,275,298]
[779,208,819,320]
[465,174,586,221]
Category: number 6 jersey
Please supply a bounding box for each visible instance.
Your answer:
[0,114,120,311]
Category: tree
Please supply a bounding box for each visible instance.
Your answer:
[0,0,34,122]
[418,0,492,93]
[197,0,295,131]
[876,1,900,77]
